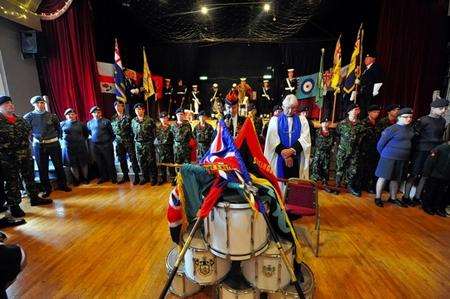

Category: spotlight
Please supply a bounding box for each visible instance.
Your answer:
[199,76,208,81]
[263,3,270,12]
[201,6,208,14]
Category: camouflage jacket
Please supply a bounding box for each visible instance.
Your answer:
[193,122,215,145]
[336,118,366,154]
[314,129,334,153]
[0,113,31,152]
[377,116,396,132]
[361,118,382,153]
[111,113,134,144]
[170,121,193,146]
[131,116,156,143]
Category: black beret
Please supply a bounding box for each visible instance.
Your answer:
[385,104,401,112]
[89,106,100,113]
[365,51,377,58]
[159,111,168,118]
[175,108,184,114]
[0,95,12,105]
[321,117,329,123]
[346,103,360,114]
[367,104,381,112]
[64,108,74,115]
[133,103,144,110]
[114,100,125,107]
[398,107,413,116]
[430,98,449,108]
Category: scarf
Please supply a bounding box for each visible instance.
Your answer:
[276,113,301,178]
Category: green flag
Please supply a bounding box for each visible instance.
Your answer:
[316,48,325,108]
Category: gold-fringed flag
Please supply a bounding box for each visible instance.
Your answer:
[331,34,342,90]
[142,47,155,101]
[343,24,363,94]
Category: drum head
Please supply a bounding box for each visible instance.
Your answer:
[166,247,184,274]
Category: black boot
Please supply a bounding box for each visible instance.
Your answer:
[374,198,384,207]
[118,175,130,184]
[140,177,150,185]
[401,196,413,206]
[411,197,421,207]
[10,205,25,218]
[348,185,361,197]
[132,176,140,185]
[30,196,53,206]
[435,209,447,217]
[391,198,408,208]
[422,206,435,215]
[0,216,26,229]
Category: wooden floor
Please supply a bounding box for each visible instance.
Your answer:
[3,182,450,299]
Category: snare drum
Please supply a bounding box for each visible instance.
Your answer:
[165,247,202,298]
[183,231,231,285]
[217,276,259,299]
[267,262,315,299]
[241,240,293,292]
[204,201,269,261]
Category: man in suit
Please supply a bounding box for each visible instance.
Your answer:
[357,52,383,117]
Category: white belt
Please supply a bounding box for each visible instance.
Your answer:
[33,137,59,144]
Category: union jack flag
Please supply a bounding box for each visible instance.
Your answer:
[114,39,127,102]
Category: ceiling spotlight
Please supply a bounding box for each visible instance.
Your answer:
[263,3,270,12]
[201,6,208,14]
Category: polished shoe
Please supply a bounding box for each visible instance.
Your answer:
[374,198,384,207]
[72,180,80,187]
[42,190,52,198]
[0,204,7,213]
[422,206,435,215]
[30,196,53,206]
[58,186,72,192]
[82,179,90,185]
[10,205,25,218]
[391,198,408,208]
[111,178,118,184]
[0,231,7,242]
[348,186,361,197]
[435,209,447,218]
[401,196,413,206]
[117,176,130,184]
[140,179,150,185]
[97,178,108,185]
[0,216,26,229]
[132,177,140,185]
[150,180,157,186]
[367,188,376,194]
[411,198,421,207]
[157,179,164,186]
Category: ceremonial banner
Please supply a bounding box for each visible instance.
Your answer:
[343,24,363,94]
[142,47,155,100]
[296,73,318,99]
[331,35,342,90]
[97,62,114,94]
[114,39,127,102]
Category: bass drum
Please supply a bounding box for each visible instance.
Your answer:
[241,239,293,293]
[165,247,202,298]
[267,262,315,299]
[183,230,231,285]
[204,201,269,261]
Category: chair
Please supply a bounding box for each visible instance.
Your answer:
[284,178,320,257]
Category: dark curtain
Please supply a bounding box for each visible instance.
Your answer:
[37,0,99,122]
[376,0,448,117]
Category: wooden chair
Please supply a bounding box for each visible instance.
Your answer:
[284,178,320,257]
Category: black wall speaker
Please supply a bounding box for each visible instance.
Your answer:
[20,30,38,54]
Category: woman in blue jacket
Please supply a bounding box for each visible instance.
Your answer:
[374,108,414,207]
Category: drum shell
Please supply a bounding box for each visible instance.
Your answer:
[204,201,269,261]
[217,282,259,299]
[241,240,293,292]
[183,233,231,285]
[166,247,202,297]
[267,262,315,299]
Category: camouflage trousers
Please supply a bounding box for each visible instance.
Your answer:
[310,151,331,182]
[135,141,157,180]
[115,141,140,176]
[156,145,175,182]
[173,143,191,164]
[16,149,40,199]
[0,153,21,207]
[335,147,360,186]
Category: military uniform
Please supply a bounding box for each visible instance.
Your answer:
[193,121,215,159]
[155,122,175,184]
[86,108,117,183]
[170,120,193,164]
[282,77,297,99]
[377,116,396,132]
[359,116,383,192]
[310,128,334,183]
[173,83,187,113]
[132,115,157,184]
[162,81,173,115]
[111,113,140,184]
[335,118,366,190]
[209,85,223,118]
[259,82,275,115]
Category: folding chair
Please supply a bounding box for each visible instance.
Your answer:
[284,178,320,257]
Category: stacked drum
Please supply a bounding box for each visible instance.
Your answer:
[165,199,315,298]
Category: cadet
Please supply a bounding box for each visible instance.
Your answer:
[359,105,382,193]
[310,118,335,190]
[60,108,90,185]
[209,83,223,118]
[377,104,400,131]
[170,108,193,164]
[282,68,298,98]
[403,98,449,205]
[132,103,157,185]
[111,100,140,185]
[259,79,275,115]
[335,104,366,197]
[87,106,117,184]
[24,96,71,197]
[155,111,175,185]
[193,111,215,159]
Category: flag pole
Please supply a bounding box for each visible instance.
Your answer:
[356,24,364,103]
[331,91,338,124]
[317,48,325,121]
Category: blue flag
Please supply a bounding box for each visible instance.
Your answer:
[296,73,318,99]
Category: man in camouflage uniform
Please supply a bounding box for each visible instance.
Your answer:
[111,100,140,185]
[335,104,366,197]
[170,108,193,164]
[131,103,157,185]
[155,111,175,185]
[359,105,382,193]
[193,111,215,160]
[310,118,335,191]
[377,104,400,131]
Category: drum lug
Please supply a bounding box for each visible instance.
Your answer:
[225,204,230,260]
[250,212,255,257]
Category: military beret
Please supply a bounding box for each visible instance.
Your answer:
[398,107,413,116]
[89,106,100,113]
[0,95,12,105]
[175,107,184,114]
[365,51,377,58]
[367,104,381,112]
[133,103,144,110]
[247,103,256,111]
[30,95,46,105]
[346,103,360,114]
[159,111,168,118]
[64,108,74,115]
[114,100,125,107]
[385,104,401,112]
[430,98,449,108]
[273,105,282,112]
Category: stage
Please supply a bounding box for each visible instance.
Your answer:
[3,182,449,298]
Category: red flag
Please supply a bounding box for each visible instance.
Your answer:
[197,178,224,219]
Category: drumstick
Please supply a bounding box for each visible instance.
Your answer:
[159,216,202,299]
